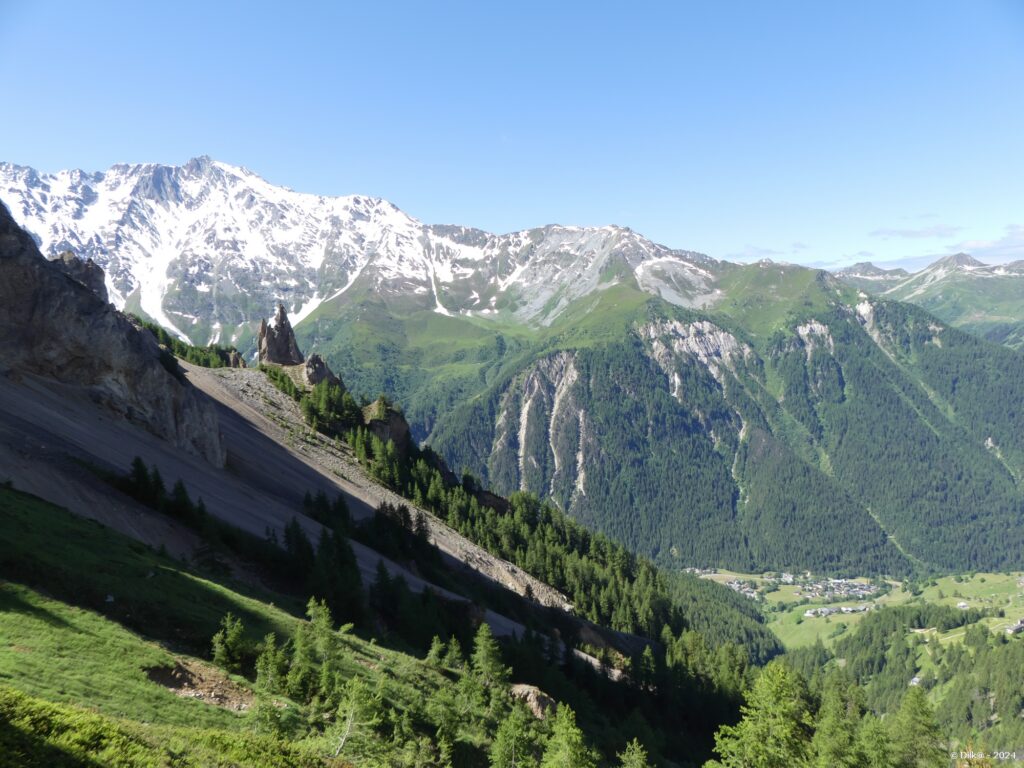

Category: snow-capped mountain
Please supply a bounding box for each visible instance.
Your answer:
[0,157,719,345]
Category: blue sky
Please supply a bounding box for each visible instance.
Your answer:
[2,0,1022,268]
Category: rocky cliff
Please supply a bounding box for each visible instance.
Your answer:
[49,251,109,302]
[0,200,225,466]
[258,304,304,365]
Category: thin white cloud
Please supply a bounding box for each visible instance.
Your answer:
[726,245,783,262]
[727,242,812,263]
[870,224,964,239]
[946,224,1024,264]
[805,251,875,271]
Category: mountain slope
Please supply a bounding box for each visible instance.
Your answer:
[837,253,1024,349]
[428,276,1024,575]
[5,159,1024,578]
[0,205,792,766]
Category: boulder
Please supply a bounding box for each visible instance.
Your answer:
[0,199,225,467]
[257,303,303,365]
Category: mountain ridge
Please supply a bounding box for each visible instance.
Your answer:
[5,158,1024,578]
[0,157,721,349]
[5,155,1021,353]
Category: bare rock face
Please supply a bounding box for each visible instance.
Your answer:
[0,200,225,467]
[49,251,109,303]
[257,303,304,365]
[510,684,556,719]
[363,397,412,456]
[304,353,340,388]
[228,350,247,369]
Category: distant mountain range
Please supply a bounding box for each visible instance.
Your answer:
[836,254,1024,349]
[4,157,1024,578]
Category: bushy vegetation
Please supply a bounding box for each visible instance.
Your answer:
[135,316,241,368]
[256,352,782,662]
[0,482,748,766]
[430,328,914,577]
[0,686,329,768]
[2,489,671,765]
[260,362,301,399]
[260,364,363,433]
[776,592,1024,757]
[705,662,949,768]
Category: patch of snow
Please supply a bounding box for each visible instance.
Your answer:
[291,292,323,326]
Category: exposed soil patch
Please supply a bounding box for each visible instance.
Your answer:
[146,658,253,711]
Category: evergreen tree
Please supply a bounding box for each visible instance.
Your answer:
[128,456,150,497]
[490,703,537,768]
[709,661,813,768]
[250,635,289,742]
[857,714,896,768]
[890,686,946,768]
[254,633,286,695]
[811,671,863,768]
[617,738,652,768]
[540,705,596,768]
[149,466,166,508]
[283,516,315,576]
[472,622,510,689]
[426,635,445,667]
[286,622,317,702]
[306,597,339,664]
[166,479,193,521]
[444,636,466,670]
[210,612,245,673]
[331,676,383,758]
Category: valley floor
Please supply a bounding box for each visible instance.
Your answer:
[700,568,1024,651]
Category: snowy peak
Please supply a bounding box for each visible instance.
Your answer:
[0,157,430,342]
[0,157,721,344]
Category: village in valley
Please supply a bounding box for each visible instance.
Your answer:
[685,568,1024,651]
[686,568,882,604]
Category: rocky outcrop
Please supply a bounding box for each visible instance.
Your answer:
[257,303,303,365]
[304,353,340,387]
[510,684,556,719]
[49,251,109,302]
[228,350,247,369]
[363,397,412,456]
[638,319,753,387]
[0,200,225,466]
